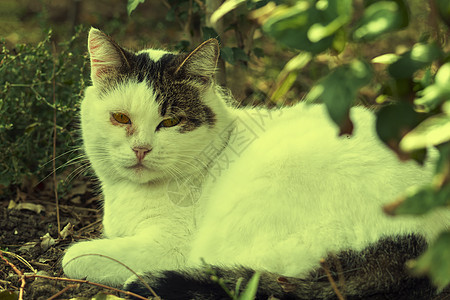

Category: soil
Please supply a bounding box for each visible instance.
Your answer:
[0,176,131,300]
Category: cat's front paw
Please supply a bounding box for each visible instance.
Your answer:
[62,240,132,286]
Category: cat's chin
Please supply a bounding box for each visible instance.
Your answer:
[123,165,166,184]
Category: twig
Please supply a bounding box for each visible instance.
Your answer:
[51,41,61,237]
[47,283,79,300]
[1,251,36,273]
[320,258,345,300]
[1,250,153,300]
[77,219,102,233]
[63,253,160,299]
[24,274,149,300]
[0,250,26,300]
[331,253,346,296]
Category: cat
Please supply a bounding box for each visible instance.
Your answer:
[62,27,449,299]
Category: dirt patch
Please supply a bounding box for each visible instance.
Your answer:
[0,178,129,299]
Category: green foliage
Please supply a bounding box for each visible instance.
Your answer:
[258,0,450,288]
[411,231,450,289]
[414,62,450,112]
[352,0,409,41]
[394,185,450,216]
[237,272,260,300]
[0,27,89,188]
[306,60,373,135]
[127,0,146,16]
[375,102,425,160]
[387,42,443,79]
[262,0,353,54]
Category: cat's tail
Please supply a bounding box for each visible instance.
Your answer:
[124,235,439,300]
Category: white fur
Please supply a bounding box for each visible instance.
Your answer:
[138,49,171,61]
[63,44,449,286]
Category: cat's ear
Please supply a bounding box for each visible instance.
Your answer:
[88,28,131,87]
[175,39,219,84]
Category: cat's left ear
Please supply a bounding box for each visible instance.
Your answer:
[175,39,220,84]
[88,28,131,87]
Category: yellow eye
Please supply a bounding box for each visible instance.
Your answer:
[160,117,181,128]
[112,112,131,124]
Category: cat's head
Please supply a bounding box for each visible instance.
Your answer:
[81,28,232,184]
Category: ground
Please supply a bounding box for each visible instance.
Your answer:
[0,177,135,299]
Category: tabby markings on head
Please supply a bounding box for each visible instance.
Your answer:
[89,28,216,133]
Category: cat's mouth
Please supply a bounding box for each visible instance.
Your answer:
[126,163,150,171]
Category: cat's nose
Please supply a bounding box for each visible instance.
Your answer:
[132,146,152,161]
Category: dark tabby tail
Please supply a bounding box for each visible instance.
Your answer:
[125,234,440,300]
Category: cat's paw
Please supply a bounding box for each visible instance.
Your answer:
[62,240,132,286]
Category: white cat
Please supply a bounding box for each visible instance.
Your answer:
[62,28,449,299]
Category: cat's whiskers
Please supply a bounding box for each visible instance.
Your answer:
[40,147,80,168]
[64,161,92,184]
[38,148,85,185]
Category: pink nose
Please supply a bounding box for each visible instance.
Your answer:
[133,146,151,161]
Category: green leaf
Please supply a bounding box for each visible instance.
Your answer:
[271,52,312,103]
[435,62,450,86]
[174,40,191,52]
[371,53,400,64]
[331,28,347,53]
[210,0,246,25]
[307,14,350,43]
[416,63,450,111]
[25,122,41,134]
[376,102,423,158]
[127,0,146,16]
[232,47,249,62]
[262,0,352,54]
[202,27,220,42]
[410,231,450,290]
[392,184,450,215]
[238,272,260,300]
[282,52,312,73]
[252,47,264,58]
[220,47,248,65]
[400,114,450,152]
[415,86,450,112]
[220,47,234,64]
[306,60,373,134]
[271,71,299,103]
[352,0,409,41]
[388,43,443,79]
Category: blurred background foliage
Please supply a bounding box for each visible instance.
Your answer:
[0,0,449,290]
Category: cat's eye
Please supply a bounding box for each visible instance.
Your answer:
[112,112,131,124]
[159,117,181,128]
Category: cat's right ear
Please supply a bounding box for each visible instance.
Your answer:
[88,28,131,87]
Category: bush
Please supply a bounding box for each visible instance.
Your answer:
[0,26,89,192]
